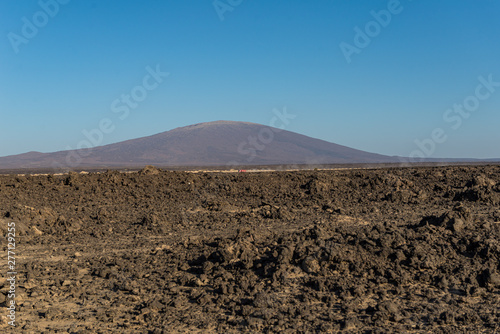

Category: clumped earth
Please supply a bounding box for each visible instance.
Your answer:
[0,165,499,333]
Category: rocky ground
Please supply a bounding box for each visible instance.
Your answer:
[0,165,499,333]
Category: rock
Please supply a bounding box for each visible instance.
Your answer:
[451,218,465,232]
[77,268,89,276]
[483,269,500,287]
[301,256,321,274]
[470,175,496,188]
[22,282,37,289]
[343,316,361,330]
[253,292,272,308]
[437,276,449,289]
[376,300,401,320]
[31,226,43,235]
[139,165,160,175]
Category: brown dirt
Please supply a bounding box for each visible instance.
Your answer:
[0,165,499,333]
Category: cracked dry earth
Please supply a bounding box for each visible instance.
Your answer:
[0,165,499,333]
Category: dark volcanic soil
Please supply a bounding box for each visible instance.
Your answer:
[1,166,499,333]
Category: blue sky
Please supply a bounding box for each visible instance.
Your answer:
[1,0,499,159]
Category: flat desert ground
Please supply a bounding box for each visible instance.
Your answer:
[1,165,499,333]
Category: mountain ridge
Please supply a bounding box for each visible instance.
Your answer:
[1,120,490,171]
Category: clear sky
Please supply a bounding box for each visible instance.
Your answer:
[1,0,499,159]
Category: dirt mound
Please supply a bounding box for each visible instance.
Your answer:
[162,217,499,332]
[0,166,499,332]
[139,165,161,175]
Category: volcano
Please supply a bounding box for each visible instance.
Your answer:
[0,121,400,171]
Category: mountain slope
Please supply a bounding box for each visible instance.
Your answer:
[0,121,399,170]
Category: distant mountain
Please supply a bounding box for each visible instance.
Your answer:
[0,120,425,171]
